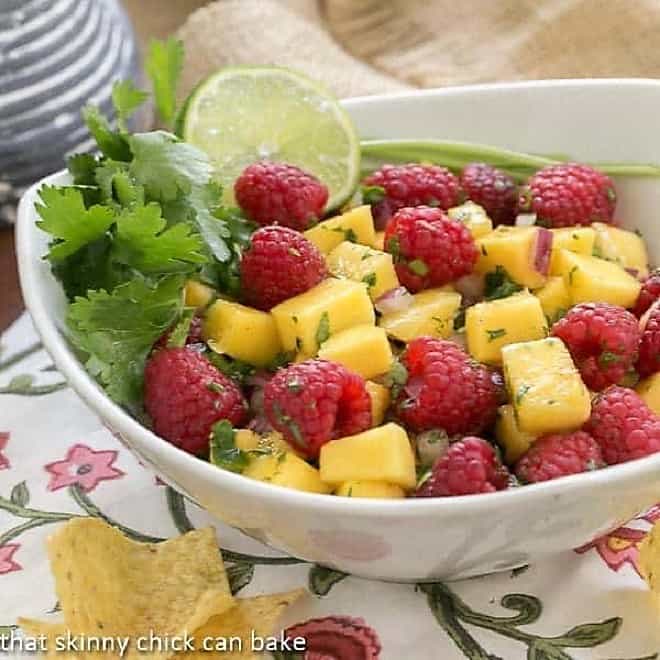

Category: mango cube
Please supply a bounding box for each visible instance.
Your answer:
[466,292,548,364]
[475,226,552,289]
[502,337,591,435]
[592,222,649,278]
[549,227,595,275]
[234,429,298,455]
[637,373,660,415]
[326,241,399,301]
[448,201,494,239]
[203,299,282,367]
[533,276,571,324]
[304,205,376,254]
[335,481,405,499]
[243,452,331,494]
[374,231,385,250]
[320,423,416,489]
[553,250,641,308]
[184,280,216,309]
[495,404,535,464]
[366,381,391,427]
[379,288,462,342]
[271,278,375,359]
[318,325,393,379]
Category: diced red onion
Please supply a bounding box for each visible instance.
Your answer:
[532,227,553,276]
[375,287,414,315]
[454,273,485,304]
[515,213,537,227]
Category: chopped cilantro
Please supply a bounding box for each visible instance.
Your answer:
[383,359,408,398]
[592,244,604,259]
[598,351,621,367]
[481,244,488,257]
[209,421,249,474]
[206,381,226,394]
[408,259,429,276]
[167,308,195,348]
[265,351,295,371]
[568,266,579,285]
[361,184,386,205]
[453,308,466,331]
[272,403,305,448]
[205,352,256,385]
[362,272,377,288]
[316,311,331,346]
[484,266,522,301]
[486,328,507,342]
[386,236,401,259]
[515,383,531,406]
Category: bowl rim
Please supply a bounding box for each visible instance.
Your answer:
[16,78,660,518]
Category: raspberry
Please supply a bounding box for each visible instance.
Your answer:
[153,315,204,351]
[234,161,328,230]
[264,359,371,459]
[520,163,616,228]
[383,206,478,292]
[460,163,518,225]
[637,302,660,378]
[416,437,510,497]
[395,337,500,435]
[584,386,660,464]
[239,226,327,310]
[515,432,604,483]
[633,270,660,317]
[551,303,640,391]
[144,348,247,455]
[363,163,462,228]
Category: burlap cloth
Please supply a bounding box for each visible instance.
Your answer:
[177,0,660,99]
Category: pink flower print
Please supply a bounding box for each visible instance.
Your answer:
[576,526,646,575]
[45,444,124,492]
[640,503,660,524]
[0,432,9,470]
[0,544,21,575]
[284,615,381,660]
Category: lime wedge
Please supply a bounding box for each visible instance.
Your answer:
[180,66,360,211]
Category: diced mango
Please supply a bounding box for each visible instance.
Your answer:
[448,201,494,239]
[203,299,282,367]
[271,278,375,359]
[335,481,406,498]
[553,250,641,308]
[466,292,548,364]
[475,226,551,289]
[637,373,660,415]
[592,223,649,278]
[326,241,399,301]
[502,337,591,435]
[533,276,571,324]
[184,280,216,309]
[318,325,393,379]
[495,404,535,464]
[243,452,331,494]
[379,288,462,342]
[234,429,298,456]
[320,423,416,489]
[304,205,376,254]
[374,231,385,250]
[549,227,595,275]
[366,381,390,427]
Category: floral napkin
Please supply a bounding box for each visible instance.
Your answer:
[1,312,660,659]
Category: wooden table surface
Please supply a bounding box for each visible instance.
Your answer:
[0,0,207,333]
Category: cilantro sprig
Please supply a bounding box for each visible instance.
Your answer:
[35,39,255,409]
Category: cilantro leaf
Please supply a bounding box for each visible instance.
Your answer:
[94,160,144,208]
[67,153,98,186]
[111,80,148,131]
[204,352,256,385]
[167,309,195,348]
[129,131,212,202]
[484,266,522,301]
[209,421,249,473]
[36,186,115,261]
[145,37,183,128]
[82,105,130,161]
[316,312,331,346]
[113,203,207,274]
[67,276,184,407]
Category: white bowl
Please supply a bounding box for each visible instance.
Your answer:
[17,80,660,581]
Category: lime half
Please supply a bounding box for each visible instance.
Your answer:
[181,66,361,211]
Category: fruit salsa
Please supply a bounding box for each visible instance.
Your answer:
[34,42,660,499]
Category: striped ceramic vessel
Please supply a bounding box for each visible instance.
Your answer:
[0,0,143,224]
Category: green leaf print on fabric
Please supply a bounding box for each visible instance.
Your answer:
[308,564,349,596]
[420,582,643,660]
[227,562,255,595]
[10,482,29,508]
[0,374,67,396]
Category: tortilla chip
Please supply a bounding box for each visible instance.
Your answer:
[18,619,75,660]
[185,589,305,660]
[44,518,233,660]
[640,521,660,604]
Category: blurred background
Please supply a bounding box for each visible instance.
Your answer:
[3,0,660,332]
